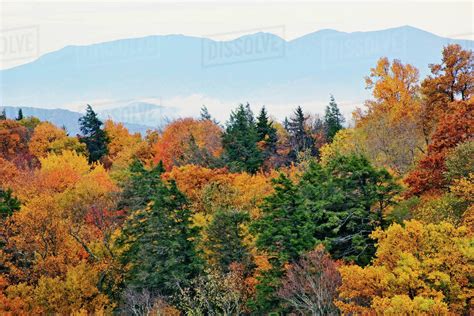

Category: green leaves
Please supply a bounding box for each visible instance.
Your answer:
[78,104,109,163]
[117,161,203,299]
[222,103,263,173]
[324,95,345,142]
[250,154,400,312]
[0,188,21,219]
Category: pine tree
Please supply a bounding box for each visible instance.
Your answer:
[0,109,6,120]
[200,105,212,121]
[78,104,109,162]
[301,155,399,265]
[118,159,165,211]
[222,103,263,173]
[206,209,254,273]
[117,162,203,299]
[0,188,21,219]
[287,106,315,161]
[16,109,23,121]
[256,106,278,158]
[250,174,316,313]
[324,95,345,141]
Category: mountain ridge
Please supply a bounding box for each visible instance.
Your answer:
[1,26,472,123]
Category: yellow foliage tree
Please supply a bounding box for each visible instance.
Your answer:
[354,58,426,174]
[29,122,85,158]
[103,120,151,181]
[337,220,473,315]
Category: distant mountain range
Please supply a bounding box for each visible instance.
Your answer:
[0,26,472,124]
[2,106,155,135]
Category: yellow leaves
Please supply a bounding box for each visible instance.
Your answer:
[4,263,111,314]
[29,122,85,158]
[450,173,474,203]
[319,129,364,166]
[232,172,274,219]
[371,295,449,315]
[337,220,473,314]
[103,120,151,181]
[364,57,420,119]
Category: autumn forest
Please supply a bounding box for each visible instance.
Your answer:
[0,44,473,315]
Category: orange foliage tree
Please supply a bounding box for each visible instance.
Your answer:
[405,100,473,196]
[152,118,222,170]
[0,120,33,167]
[421,44,473,141]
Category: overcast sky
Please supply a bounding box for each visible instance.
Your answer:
[0,0,473,69]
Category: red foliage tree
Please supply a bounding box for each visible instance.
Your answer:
[405,100,473,196]
[277,245,342,315]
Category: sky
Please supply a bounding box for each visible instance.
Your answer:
[0,0,473,70]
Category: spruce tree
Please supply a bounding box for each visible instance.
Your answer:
[287,106,315,160]
[222,103,263,173]
[206,209,254,273]
[0,109,6,120]
[16,109,23,121]
[118,159,165,211]
[117,162,203,299]
[250,174,316,313]
[256,106,278,159]
[301,155,399,265]
[0,188,21,219]
[200,105,212,121]
[78,104,109,162]
[324,95,345,141]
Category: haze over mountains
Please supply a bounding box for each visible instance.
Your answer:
[1,25,472,129]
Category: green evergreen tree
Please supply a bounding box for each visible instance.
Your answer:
[324,95,345,141]
[286,106,315,160]
[301,155,399,265]
[0,109,6,120]
[0,188,21,273]
[117,162,203,299]
[0,188,21,219]
[16,109,23,121]
[206,209,254,273]
[117,159,165,212]
[256,106,278,160]
[222,103,263,173]
[250,174,316,313]
[78,104,109,162]
[200,105,212,121]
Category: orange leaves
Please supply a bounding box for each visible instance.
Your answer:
[0,119,31,166]
[164,165,275,218]
[405,100,473,196]
[151,118,222,170]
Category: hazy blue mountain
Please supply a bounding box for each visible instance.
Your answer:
[0,26,472,119]
[2,106,153,135]
[98,102,172,128]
